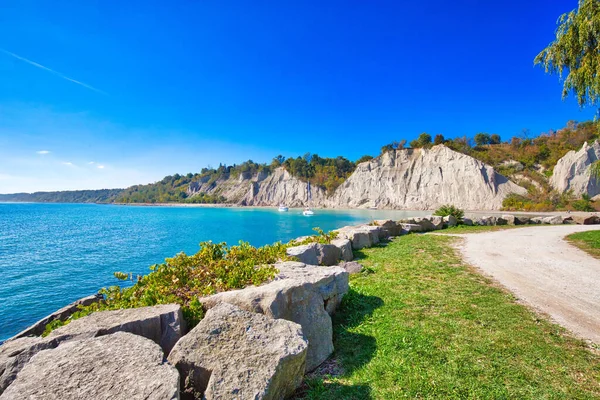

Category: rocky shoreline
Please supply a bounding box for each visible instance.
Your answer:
[1,213,599,399]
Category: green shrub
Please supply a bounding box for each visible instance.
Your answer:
[433,204,465,221]
[44,240,287,334]
[295,227,339,245]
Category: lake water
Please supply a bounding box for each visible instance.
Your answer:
[0,203,428,341]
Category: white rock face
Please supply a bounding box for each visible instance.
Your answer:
[186,145,525,209]
[550,140,600,197]
[327,146,526,210]
[241,167,327,207]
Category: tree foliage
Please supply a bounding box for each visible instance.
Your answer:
[535,0,600,106]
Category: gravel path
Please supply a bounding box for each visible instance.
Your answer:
[456,225,600,344]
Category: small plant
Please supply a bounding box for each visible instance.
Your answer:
[295,227,339,245]
[572,193,595,212]
[433,204,464,222]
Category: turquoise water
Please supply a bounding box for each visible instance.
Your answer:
[0,203,427,341]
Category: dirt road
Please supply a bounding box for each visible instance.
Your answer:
[457,225,600,344]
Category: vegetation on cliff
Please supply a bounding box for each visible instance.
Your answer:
[0,189,123,203]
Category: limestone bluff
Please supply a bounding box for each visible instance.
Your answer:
[187,144,527,210]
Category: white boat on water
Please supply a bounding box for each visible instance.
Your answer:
[303,207,314,216]
[303,182,315,216]
[278,205,289,212]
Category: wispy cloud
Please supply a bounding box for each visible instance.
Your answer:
[88,161,95,164]
[97,165,105,169]
[1,48,107,95]
[62,161,74,166]
[36,150,50,155]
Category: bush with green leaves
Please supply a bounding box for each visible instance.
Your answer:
[433,204,465,222]
[44,240,287,334]
[295,227,339,245]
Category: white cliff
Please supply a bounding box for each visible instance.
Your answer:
[186,145,525,210]
[327,145,526,210]
[550,140,600,197]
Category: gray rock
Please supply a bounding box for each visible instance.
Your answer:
[462,217,473,226]
[0,332,179,400]
[340,261,364,274]
[530,217,543,224]
[0,336,58,394]
[286,243,319,265]
[400,223,423,233]
[315,243,342,266]
[501,214,516,225]
[443,215,458,227]
[542,215,564,225]
[337,227,374,249]
[8,294,103,340]
[514,216,531,225]
[429,215,445,230]
[479,216,497,226]
[374,220,401,237]
[495,216,508,226]
[48,304,184,355]
[168,303,307,400]
[331,238,353,261]
[200,263,348,371]
[573,215,600,225]
[360,225,381,245]
[415,217,437,231]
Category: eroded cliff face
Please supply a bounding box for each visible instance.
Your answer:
[550,140,600,197]
[186,145,525,210]
[327,145,526,210]
[240,168,327,207]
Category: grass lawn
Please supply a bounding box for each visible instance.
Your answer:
[567,230,600,259]
[294,234,600,399]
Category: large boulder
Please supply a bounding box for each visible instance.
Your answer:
[200,262,348,371]
[0,336,58,394]
[374,220,401,237]
[501,215,516,225]
[0,332,179,400]
[414,217,437,231]
[8,293,103,340]
[168,303,307,400]
[551,140,600,197]
[514,216,531,225]
[286,243,319,265]
[443,215,458,227]
[429,215,445,230]
[462,217,473,226]
[336,226,380,249]
[339,261,364,274]
[331,238,353,261]
[400,223,422,233]
[542,215,564,225]
[315,243,342,266]
[573,214,600,225]
[48,304,185,355]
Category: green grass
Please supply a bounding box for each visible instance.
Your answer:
[294,235,600,399]
[567,230,600,259]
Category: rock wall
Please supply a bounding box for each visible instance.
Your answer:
[550,140,600,197]
[186,146,525,210]
[327,146,526,210]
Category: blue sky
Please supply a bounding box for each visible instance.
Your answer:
[0,0,595,193]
